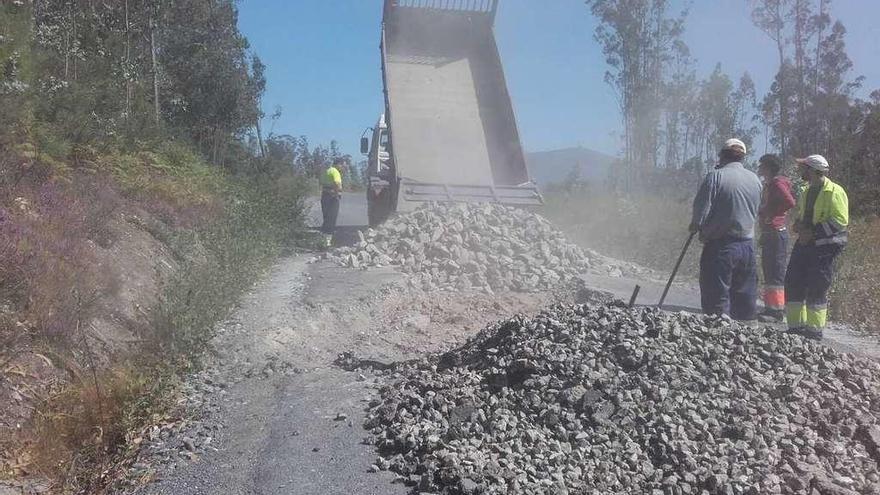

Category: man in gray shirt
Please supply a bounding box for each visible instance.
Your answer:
[689,138,763,320]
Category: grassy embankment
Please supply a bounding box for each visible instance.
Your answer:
[1,1,314,489]
[544,191,880,331]
[0,138,310,489]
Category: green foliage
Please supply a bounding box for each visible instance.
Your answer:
[586,0,879,214]
[0,2,36,142]
[151,173,307,352]
[100,142,225,211]
[1,0,264,167]
[839,92,880,216]
[159,0,262,163]
[1,2,315,488]
[585,0,688,185]
[749,2,879,216]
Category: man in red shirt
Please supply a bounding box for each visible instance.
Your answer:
[757,154,797,322]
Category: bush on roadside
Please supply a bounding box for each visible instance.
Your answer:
[30,364,181,489]
[152,172,308,352]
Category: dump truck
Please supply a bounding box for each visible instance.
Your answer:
[360,0,542,226]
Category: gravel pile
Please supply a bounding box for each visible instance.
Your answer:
[327,202,635,293]
[365,303,880,494]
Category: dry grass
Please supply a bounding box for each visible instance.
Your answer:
[0,142,309,491]
[542,190,701,277]
[830,217,880,332]
[544,190,880,333]
[0,178,116,342]
[28,364,179,490]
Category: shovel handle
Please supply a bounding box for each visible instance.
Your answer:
[658,231,696,309]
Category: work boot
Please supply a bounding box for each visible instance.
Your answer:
[787,326,823,341]
[757,309,785,324]
[802,326,823,340]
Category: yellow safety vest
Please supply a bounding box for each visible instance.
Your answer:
[795,176,849,246]
[322,166,342,191]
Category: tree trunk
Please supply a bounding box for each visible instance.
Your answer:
[255,120,266,159]
[150,13,160,125]
[64,13,70,79]
[71,1,77,81]
[124,0,132,119]
[794,0,806,105]
[814,0,827,96]
[775,15,788,160]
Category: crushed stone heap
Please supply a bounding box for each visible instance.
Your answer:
[365,303,880,495]
[327,202,636,293]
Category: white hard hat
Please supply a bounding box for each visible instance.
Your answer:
[722,138,747,155]
[796,154,830,172]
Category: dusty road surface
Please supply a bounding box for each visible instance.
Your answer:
[122,260,562,495]
[117,200,568,495]
[306,192,370,246]
[113,199,880,495]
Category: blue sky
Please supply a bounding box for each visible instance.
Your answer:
[238,0,880,157]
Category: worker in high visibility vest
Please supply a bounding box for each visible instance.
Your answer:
[321,157,346,248]
[784,154,849,340]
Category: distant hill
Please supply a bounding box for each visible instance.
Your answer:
[526,146,617,187]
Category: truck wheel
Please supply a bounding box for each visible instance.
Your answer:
[368,190,392,227]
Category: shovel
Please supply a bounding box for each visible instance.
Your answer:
[658,231,696,309]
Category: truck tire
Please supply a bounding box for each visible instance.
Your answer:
[367,189,392,227]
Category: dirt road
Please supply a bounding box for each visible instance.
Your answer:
[125,260,562,495]
[120,198,565,494]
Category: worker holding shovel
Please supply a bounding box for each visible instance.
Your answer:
[689,139,763,321]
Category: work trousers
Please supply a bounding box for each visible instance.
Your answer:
[760,229,789,311]
[785,243,842,329]
[700,238,758,321]
[320,192,340,235]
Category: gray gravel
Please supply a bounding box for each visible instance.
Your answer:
[325,203,642,293]
[365,302,880,494]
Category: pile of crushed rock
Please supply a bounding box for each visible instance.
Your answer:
[364,303,880,494]
[326,202,641,293]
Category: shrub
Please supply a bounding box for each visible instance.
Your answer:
[87,143,226,230]
[30,363,181,489]
[152,171,307,352]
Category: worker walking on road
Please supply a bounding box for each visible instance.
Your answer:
[784,154,849,340]
[757,154,797,322]
[321,157,346,248]
[690,139,763,321]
